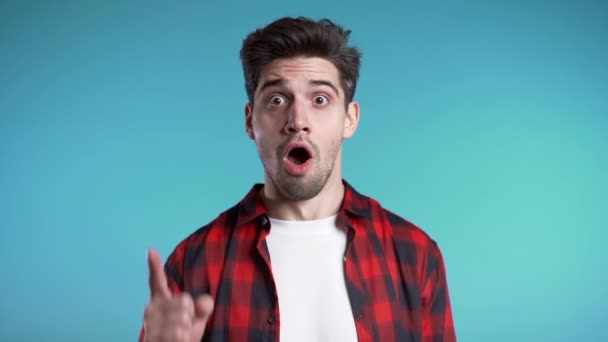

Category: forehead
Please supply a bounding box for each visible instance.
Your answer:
[257,57,341,92]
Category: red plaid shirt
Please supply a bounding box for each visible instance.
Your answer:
[140,180,456,341]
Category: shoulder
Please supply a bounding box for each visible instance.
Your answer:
[164,203,240,280]
[361,191,439,248]
[163,183,265,276]
[343,180,439,249]
[383,204,438,249]
[168,202,239,258]
[365,195,445,282]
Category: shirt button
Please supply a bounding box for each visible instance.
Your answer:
[259,215,269,228]
[267,315,276,324]
[358,312,364,319]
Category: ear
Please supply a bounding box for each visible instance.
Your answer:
[343,101,360,139]
[245,103,255,140]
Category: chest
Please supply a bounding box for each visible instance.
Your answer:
[187,225,424,341]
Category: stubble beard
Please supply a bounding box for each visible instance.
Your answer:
[263,139,340,201]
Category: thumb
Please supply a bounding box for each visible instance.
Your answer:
[194,294,214,319]
[190,294,214,339]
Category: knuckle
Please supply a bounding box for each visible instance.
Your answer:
[179,293,192,304]
[167,310,193,327]
[180,311,193,326]
[143,304,156,320]
[142,323,161,342]
[143,305,191,342]
[142,295,197,342]
[177,293,194,311]
[162,327,188,341]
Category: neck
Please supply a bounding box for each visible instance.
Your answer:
[261,173,345,221]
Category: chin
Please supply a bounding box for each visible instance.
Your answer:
[274,173,328,201]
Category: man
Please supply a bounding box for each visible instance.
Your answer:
[140,17,456,342]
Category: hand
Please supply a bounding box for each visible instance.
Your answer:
[143,249,214,342]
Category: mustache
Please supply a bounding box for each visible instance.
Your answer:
[276,136,318,158]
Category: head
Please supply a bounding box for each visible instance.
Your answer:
[241,17,361,108]
[240,17,362,201]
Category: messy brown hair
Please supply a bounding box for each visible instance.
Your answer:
[240,17,362,107]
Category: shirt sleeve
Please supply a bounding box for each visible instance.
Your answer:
[421,241,457,342]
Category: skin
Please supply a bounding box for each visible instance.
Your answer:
[143,56,360,341]
[144,249,214,342]
[245,56,360,221]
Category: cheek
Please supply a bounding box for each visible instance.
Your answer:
[255,136,277,162]
[328,123,345,146]
[253,116,283,143]
[320,135,342,160]
[330,137,342,152]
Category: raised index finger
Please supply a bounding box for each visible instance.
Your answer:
[147,248,171,300]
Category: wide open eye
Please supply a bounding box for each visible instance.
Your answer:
[268,95,287,106]
[313,95,329,105]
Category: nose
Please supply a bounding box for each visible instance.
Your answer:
[284,98,310,135]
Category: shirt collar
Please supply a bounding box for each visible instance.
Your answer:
[235,179,371,228]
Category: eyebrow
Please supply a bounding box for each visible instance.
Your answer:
[310,80,340,96]
[257,78,340,96]
[258,79,284,93]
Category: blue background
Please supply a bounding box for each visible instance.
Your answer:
[1,1,606,341]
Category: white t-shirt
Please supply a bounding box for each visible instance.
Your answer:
[266,215,358,342]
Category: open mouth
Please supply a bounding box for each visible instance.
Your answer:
[286,147,312,165]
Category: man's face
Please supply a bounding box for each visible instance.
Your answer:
[245,57,359,201]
